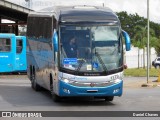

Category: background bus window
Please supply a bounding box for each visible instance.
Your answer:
[0,38,11,52]
[16,40,22,53]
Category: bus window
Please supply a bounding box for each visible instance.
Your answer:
[0,38,11,52]
[16,39,23,54]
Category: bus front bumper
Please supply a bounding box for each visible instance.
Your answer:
[58,80,123,97]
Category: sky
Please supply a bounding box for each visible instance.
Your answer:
[7,0,160,23]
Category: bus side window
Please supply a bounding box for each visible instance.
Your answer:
[0,38,11,52]
[16,40,23,54]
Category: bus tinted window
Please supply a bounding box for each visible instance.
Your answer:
[27,17,52,41]
[27,17,34,37]
[0,38,11,52]
[16,39,23,53]
[41,17,52,39]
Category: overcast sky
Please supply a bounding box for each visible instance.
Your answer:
[7,0,160,23]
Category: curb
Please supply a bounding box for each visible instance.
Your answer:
[141,82,159,87]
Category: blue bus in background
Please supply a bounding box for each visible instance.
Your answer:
[15,36,27,72]
[0,33,26,73]
[27,6,131,102]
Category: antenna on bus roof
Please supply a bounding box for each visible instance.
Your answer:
[73,5,98,9]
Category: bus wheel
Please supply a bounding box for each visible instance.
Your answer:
[105,96,114,101]
[30,65,33,81]
[50,83,61,102]
[31,71,41,91]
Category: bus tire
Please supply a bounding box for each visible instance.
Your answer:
[31,68,41,91]
[30,65,33,81]
[105,96,114,101]
[50,80,61,102]
[52,93,61,102]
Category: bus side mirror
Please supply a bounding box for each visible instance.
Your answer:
[53,30,58,52]
[122,30,131,51]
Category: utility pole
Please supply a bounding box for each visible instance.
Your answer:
[147,0,150,83]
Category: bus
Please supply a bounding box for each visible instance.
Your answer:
[15,36,27,72]
[27,6,131,102]
[0,33,26,73]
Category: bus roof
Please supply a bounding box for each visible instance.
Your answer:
[0,33,15,38]
[29,6,119,23]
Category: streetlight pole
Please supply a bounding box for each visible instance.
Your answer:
[147,0,150,83]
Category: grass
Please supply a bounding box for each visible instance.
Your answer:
[124,68,160,77]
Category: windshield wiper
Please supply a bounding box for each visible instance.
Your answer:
[76,59,85,72]
[95,49,108,73]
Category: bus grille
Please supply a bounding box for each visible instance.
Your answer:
[69,81,115,87]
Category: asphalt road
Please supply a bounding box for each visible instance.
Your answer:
[0,75,160,119]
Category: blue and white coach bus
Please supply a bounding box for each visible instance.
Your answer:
[27,6,131,102]
[0,33,26,73]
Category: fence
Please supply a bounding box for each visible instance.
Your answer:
[124,47,157,68]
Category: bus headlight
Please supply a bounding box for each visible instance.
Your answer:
[61,78,75,84]
[63,79,69,83]
[108,79,121,84]
[114,79,121,84]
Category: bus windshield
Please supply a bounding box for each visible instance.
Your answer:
[60,24,123,73]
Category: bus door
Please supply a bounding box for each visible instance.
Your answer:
[0,34,16,72]
[15,36,27,72]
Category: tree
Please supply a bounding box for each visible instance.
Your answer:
[132,26,143,68]
[117,11,160,41]
[117,11,160,69]
[154,37,160,56]
[117,12,147,40]
[133,25,147,68]
[148,29,157,68]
